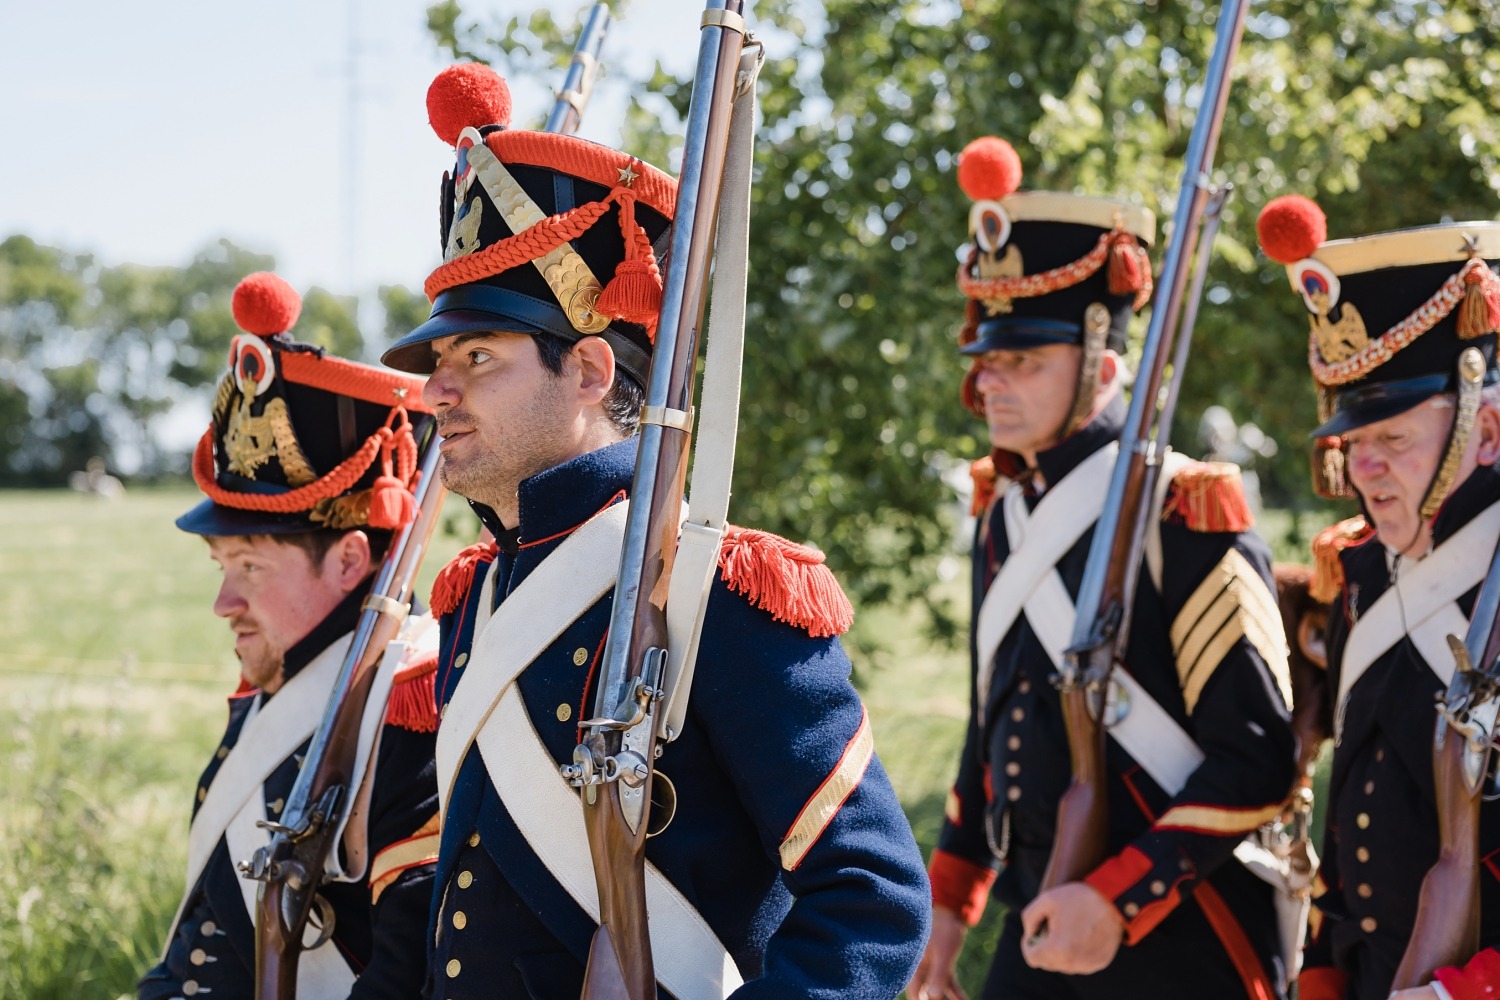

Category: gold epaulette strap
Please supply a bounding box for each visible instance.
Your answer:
[779,708,874,871]
[369,813,441,905]
[1170,549,1291,714]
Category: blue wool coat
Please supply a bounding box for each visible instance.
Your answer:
[423,439,929,999]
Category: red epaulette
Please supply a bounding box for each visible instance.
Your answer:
[718,526,854,639]
[385,652,439,733]
[1310,516,1373,604]
[429,540,499,617]
[969,455,999,516]
[1160,461,1254,533]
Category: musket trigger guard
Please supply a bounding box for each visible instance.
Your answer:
[701,9,746,33]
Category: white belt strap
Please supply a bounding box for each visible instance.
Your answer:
[433,500,742,996]
[660,44,764,743]
[1336,500,1500,739]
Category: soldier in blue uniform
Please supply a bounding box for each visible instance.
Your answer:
[909,137,1299,999]
[139,273,441,1000]
[1257,196,1500,1000]
[376,63,930,998]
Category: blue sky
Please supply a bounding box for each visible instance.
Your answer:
[1,0,704,298]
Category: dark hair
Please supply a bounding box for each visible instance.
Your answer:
[267,528,391,568]
[533,334,644,435]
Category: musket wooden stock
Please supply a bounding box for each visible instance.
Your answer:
[1037,0,1248,899]
[577,5,746,997]
[1389,718,1483,989]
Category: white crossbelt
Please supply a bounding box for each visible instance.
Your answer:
[1334,499,1500,740]
[433,502,743,999]
[162,630,407,993]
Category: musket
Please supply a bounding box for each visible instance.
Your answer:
[560,2,750,996]
[1389,535,1500,989]
[545,3,612,136]
[242,426,445,1000]
[1039,0,1251,895]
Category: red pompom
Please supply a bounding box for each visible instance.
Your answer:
[1257,195,1327,265]
[232,272,302,336]
[957,137,1023,201]
[427,63,513,146]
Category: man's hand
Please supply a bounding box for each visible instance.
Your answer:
[1389,988,1441,1000]
[1019,882,1125,974]
[907,906,969,1000]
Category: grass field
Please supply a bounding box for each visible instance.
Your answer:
[0,487,1323,996]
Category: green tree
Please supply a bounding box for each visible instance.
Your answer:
[427,0,1500,629]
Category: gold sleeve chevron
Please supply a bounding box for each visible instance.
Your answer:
[1169,549,1292,714]
[369,812,441,904]
[779,709,874,871]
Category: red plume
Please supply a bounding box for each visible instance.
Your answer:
[1257,195,1327,264]
[957,137,1023,202]
[232,272,302,336]
[427,63,514,146]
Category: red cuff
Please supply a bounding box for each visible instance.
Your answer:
[1296,966,1348,1000]
[929,848,997,926]
[1084,846,1188,944]
[1436,948,1500,1000]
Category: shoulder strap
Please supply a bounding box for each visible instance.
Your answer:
[660,46,763,744]
[1334,500,1500,739]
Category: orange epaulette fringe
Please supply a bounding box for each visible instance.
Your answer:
[970,455,999,516]
[430,540,499,617]
[1161,461,1254,533]
[1310,516,1373,604]
[385,652,439,733]
[718,526,854,639]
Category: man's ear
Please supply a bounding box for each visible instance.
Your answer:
[328,530,374,592]
[1475,402,1500,468]
[570,336,617,406]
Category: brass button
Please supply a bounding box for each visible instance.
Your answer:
[190,948,207,966]
[1123,902,1140,917]
[1375,749,1385,762]
[457,870,473,889]
[1360,916,1377,933]
[1011,707,1025,722]
[1364,780,1374,795]
[573,647,589,666]
[1357,883,1373,899]
[1150,880,1166,896]
[215,746,228,760]
[1006,786,1021,801]
[1018,679,1031,694]
[1356,847,1370,863]
[1179,858,1193,872]
[467,832,480,847]
[200,920,217,936]
[183,982,200,997]
[454,652,468,669]
[556,703,572,722]
[447,958,462,978]
[1007,736,1021,751]
[452,910,467,930]
[1356,812,1370,830]
[197,787,206,802]
[1004,762,1020,777]
[271,797,285,814]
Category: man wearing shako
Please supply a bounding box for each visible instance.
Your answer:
[1259,197,1500,1000]
[378,64,929,998]
[139,274,442,998]
[909,137,1298,999]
